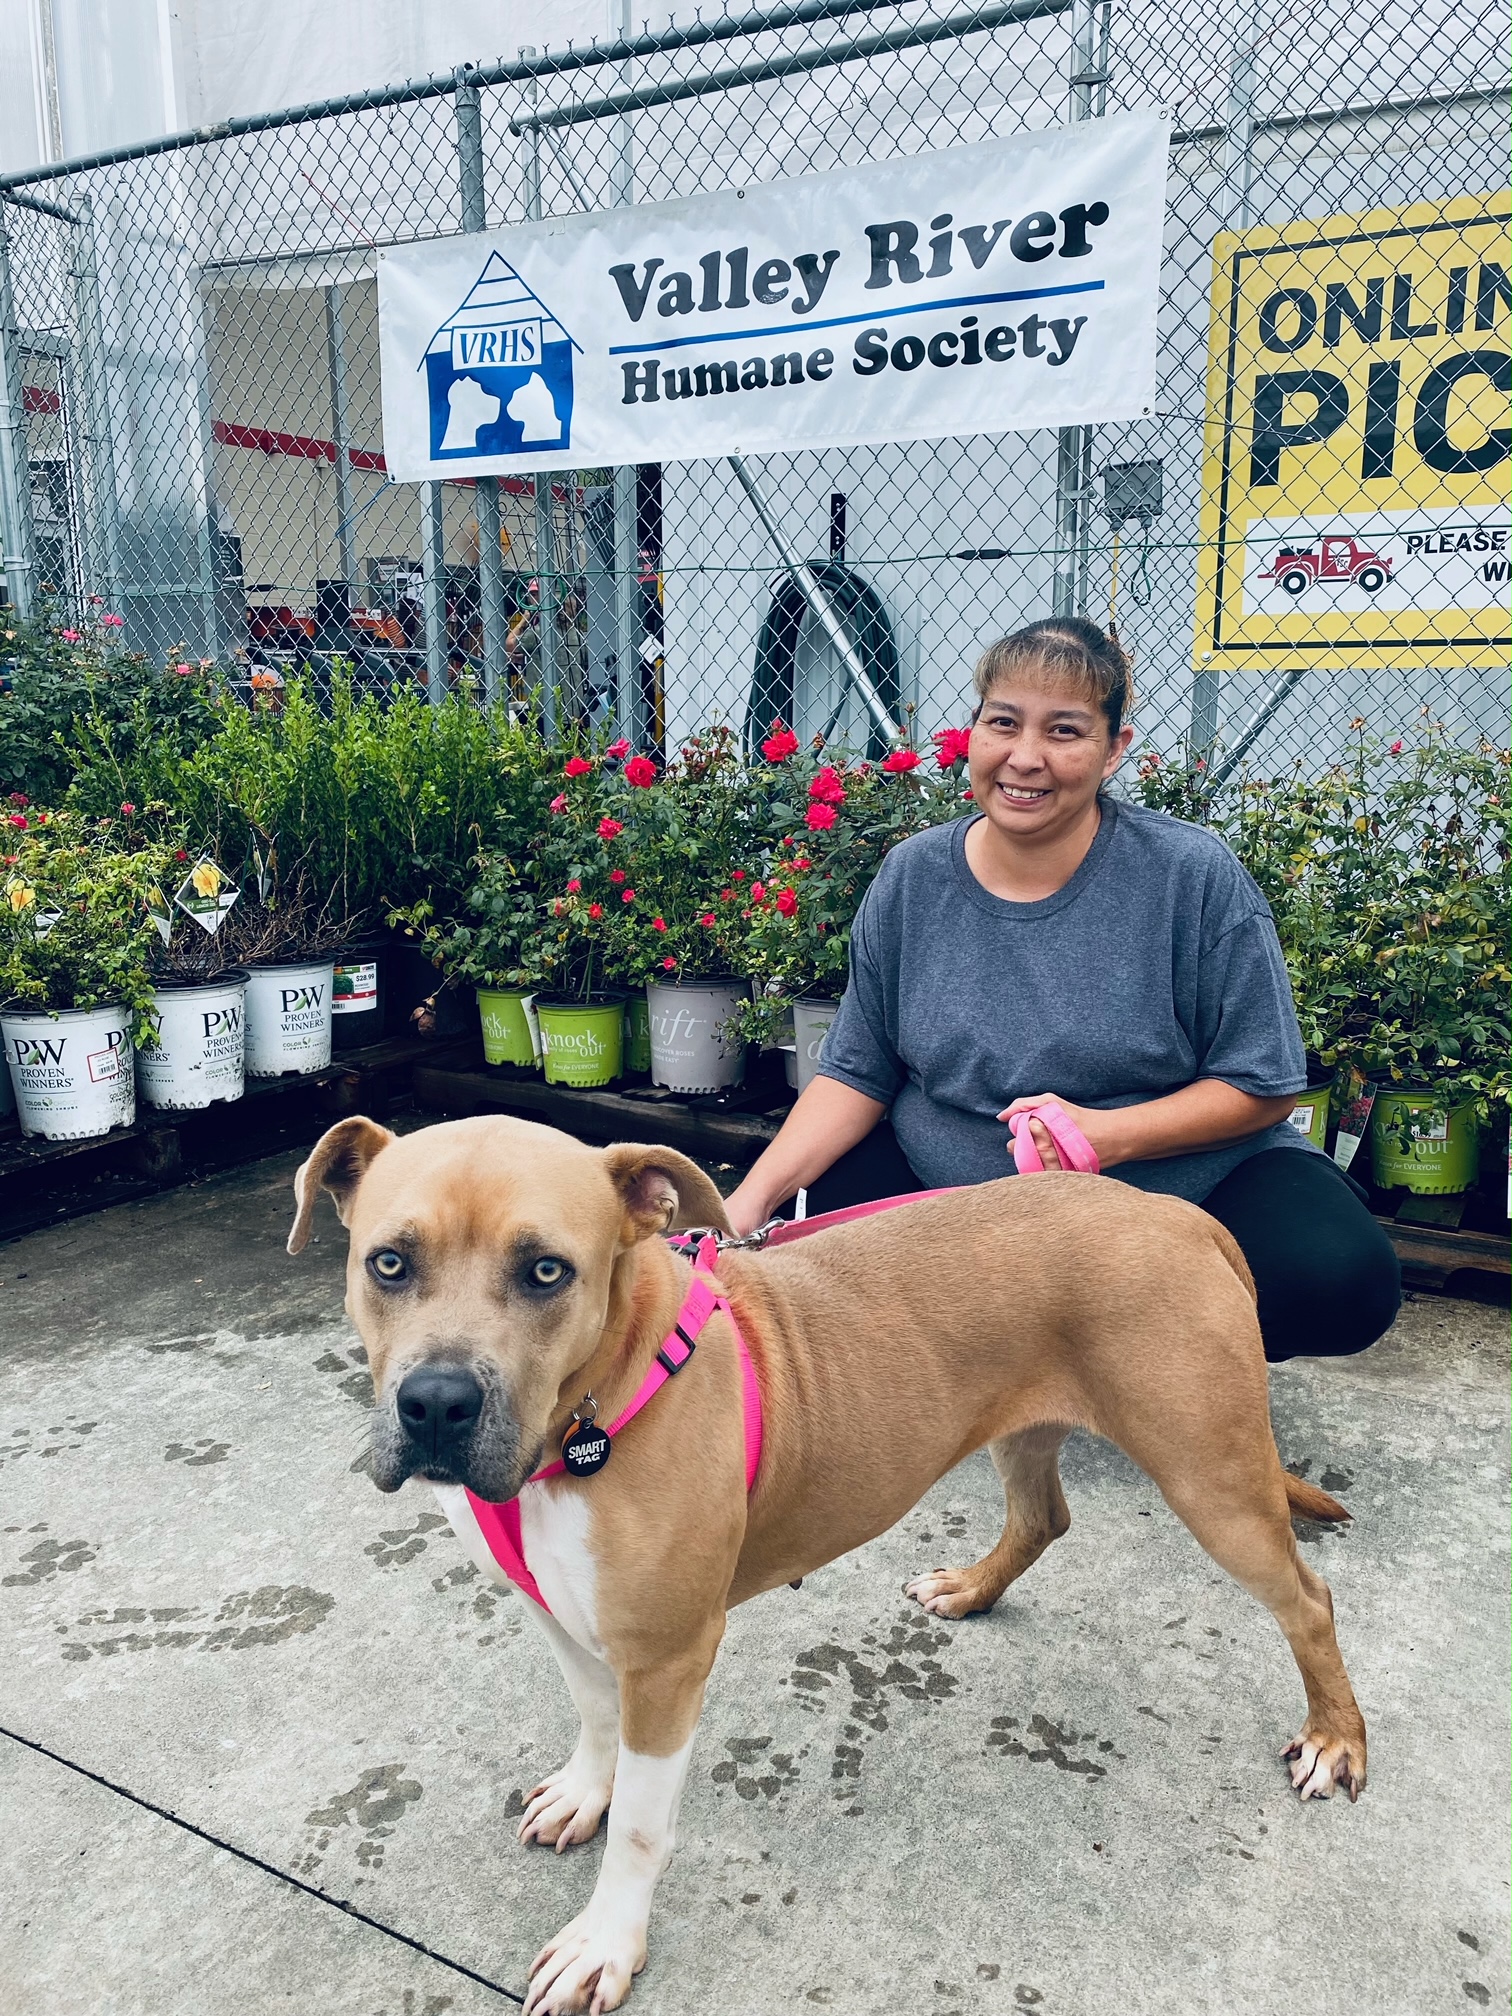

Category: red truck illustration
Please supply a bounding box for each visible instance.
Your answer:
[1258,535,1393,595]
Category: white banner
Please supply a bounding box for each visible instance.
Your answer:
[377,111,1170,479]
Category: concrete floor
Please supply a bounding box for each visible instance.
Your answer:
[1,1143,1507,2016]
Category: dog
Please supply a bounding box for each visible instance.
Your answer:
[288,1112,1365,2015]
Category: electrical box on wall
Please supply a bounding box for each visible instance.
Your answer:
[1102,460,1164,528]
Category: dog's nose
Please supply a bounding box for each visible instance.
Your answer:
[395,1365,484,1455]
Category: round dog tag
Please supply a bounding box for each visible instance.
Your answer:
[561,1418,612,1477]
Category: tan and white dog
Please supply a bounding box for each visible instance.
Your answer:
[288,1112,1366,2015]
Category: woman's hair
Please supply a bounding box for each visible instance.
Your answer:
[971,616,1134,736]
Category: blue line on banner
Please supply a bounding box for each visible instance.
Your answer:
[607,279,1105,355]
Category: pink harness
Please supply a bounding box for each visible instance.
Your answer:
[466,1103,1096,1614]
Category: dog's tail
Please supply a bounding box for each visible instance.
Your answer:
[1284,1473,1351,1523]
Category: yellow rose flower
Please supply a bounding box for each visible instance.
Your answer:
[190,860,222,899]
[7,880,35,912]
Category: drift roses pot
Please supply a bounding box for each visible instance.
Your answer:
[645,977,750,1093]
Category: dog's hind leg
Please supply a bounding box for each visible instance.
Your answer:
[518,1609,622,1851]
[1143,1451,1366,1802]
[905,1424,1072,1619]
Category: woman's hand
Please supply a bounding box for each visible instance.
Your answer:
[998,1083,1298,1172]
[997,1094,1124,1170]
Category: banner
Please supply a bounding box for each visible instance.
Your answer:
[1192,192,1511,674]
[376,112,1170,478]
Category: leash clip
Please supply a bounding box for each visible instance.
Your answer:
[571,1391,598,1426]
[683,1217,784,1252]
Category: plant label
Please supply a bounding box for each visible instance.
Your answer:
[175,858,239,935]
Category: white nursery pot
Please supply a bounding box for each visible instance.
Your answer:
[0,1040,14,1122]
[645,978,749,1094]
[792,995,840,1093]
[138,974,247,1110]
[1,1002,135,1141]
[243,961,335,1076]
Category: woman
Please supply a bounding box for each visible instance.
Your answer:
[725,617,1400,1363]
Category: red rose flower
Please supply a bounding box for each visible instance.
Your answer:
[932,726,973,768]
[563,755,594,778]
[119,801,137,814]
[761,725,800,763]
[566,878,581,893]
[730,868,746,881]
[661,955,677,970]
[8,793,28,808]
[623,755,657,788]
[775,888,798,917]
[605,737,631,759]
[804,802,837,832]
[549,793,569,813]
[1389,739,1404,754]
[175,849,189,862]
[609,868,626,884]
[808,766,846,804]
[652,916,667,932]
[962,788,974,800]
[750,882,766,901]
[697,911,716,927]
[880,749,920,774]
[621,887,635,903]
[7,814,27,829]
[598,817,623,840]
[588,902,604,919]
[794,856,812,871]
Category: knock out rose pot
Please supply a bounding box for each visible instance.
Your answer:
[2,1002,135,1141]
[138,973,247,1111]
[477,986,541,1068]
[244,961,335,1076]
[535,994,624,1088]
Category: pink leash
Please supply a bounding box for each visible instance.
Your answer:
[1005,1100,1101,1175]
[468,1236,760,1613]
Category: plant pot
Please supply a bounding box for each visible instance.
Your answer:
[477,987,541,1068]
[535,994,624,1087]
[244,960,335,1077]
[0,1042,14,1124]
[389,938,472,1037]
[624,992,653,1075]
[1,1002,135,1141]
[780,1045,799,1090]
[331,938,386,1052]
[1369,1087,1482,1195]
[138,973,247,1111]
[792,994,841,1094]
[646,978,750,1094]
[1285,1075,1333,1153]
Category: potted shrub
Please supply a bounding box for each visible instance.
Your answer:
[138,849,249,1112]
[0,803,171,1139]
[395,849,548,1070]
[211,847,355,1078]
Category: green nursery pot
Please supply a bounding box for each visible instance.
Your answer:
[1369,1087,1481,1195]
[1285,1077,1333,1153]
[623,992,652,1075]
[476,988,539,1069]
[535,995,624,1088]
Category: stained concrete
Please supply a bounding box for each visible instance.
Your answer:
[0,1143,1507,2016]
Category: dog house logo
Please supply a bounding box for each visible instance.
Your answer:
[422,252,579,460]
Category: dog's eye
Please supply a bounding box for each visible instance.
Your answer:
[527,1256,570,1290]
[369,1250,408,1284]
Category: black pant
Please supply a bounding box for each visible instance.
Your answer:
[794,1123,1401,1364]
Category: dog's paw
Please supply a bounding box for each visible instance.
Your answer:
[525,1907,646,2014]
[1281,1723,1366,1803]
[903,1566,995,1619]
[518,1763,614,1852]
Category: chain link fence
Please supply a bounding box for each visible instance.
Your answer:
[0,0,1505,780]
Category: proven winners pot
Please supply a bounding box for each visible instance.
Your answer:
[244,960,335,1077]
[536,994,624,1088]
[1,1001,135,1141]
[1369,1086,1481,1195]
[792,994,841,1095]
[138,974,247,1111]
[477,987,540,1069]
[646,978,750,1094]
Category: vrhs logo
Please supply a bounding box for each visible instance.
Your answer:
[422,252,579,459]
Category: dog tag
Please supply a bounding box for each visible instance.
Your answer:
[560,1418,612,1477]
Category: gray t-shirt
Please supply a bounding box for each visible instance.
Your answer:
[819,798,1315,1202]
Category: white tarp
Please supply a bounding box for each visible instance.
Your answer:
[377,110,1171,477]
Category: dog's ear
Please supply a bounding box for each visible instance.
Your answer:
[601,1141,734,1243]
[288,1116,395,1255]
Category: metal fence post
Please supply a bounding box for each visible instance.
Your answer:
[456,63,507,708]
[520,51,558,737]
[1052,0,1110,620]
[0,216,36,618]
[71,197,122,613]
[424,481,447,705]
[324,284,356,597]
[610,0,644,748]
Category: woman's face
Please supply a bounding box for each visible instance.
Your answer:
[967,678,1133,845]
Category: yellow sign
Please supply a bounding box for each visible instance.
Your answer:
[1193,192,1509,673]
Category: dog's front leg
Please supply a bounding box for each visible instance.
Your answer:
[525,1644,715,2016]
[519,1609,621,1852]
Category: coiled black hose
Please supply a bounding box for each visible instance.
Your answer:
[745,562,902,761]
